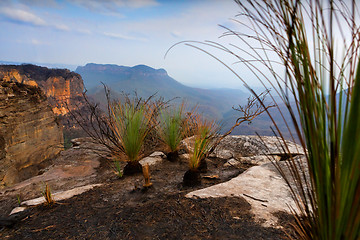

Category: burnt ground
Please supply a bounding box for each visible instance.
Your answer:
[0,151,296,239]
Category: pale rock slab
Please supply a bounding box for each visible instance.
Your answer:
[9,184,102,215]
[16,184,102,209]
[186,161,299,228]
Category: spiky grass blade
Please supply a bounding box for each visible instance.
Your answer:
[339,61,360,240]
[158,103,186,153]
[188,116,219,170]
[109,97,154,162]
[168,0,360,238]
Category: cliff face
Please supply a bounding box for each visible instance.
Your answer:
[0,64,85,115]
[0,80,63,186]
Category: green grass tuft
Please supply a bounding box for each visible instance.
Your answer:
[109,97,154,163]
[158,103,186,153]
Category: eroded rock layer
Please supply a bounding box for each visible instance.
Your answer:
[0,80,63,186]
[0,64,84,115]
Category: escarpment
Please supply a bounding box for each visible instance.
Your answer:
[0,64,88,142]
[0,80,64,186]
[0,64,85,115]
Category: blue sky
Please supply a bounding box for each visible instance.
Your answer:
[0,0,258,89]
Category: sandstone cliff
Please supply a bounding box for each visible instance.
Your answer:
[0,80,63,186]
[0,64,85,115]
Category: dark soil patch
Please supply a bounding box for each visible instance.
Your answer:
[0,155,294,239]
[123,161,143,176]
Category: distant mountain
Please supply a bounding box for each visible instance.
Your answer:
[76,63,247,120]
[75,63,300,139]
[0,60,78,71]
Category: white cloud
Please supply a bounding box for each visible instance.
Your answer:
[0,7,47,26]
[16,38,49,45]
[18,0,58,7]
[103,32,147,42]
[76,28,92,35]
[171,31,182,38]
[69,0,159,13]
[103,1,239,43]
[30,39,48,45]
[0,6,71,32]
[126,0,158,8]
[54,23,70,31]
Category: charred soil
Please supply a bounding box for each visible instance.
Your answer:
[0,150,295,239]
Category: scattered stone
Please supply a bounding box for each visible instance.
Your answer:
[149,152,165,158]
[179,153,190,162]
[9,207,27,215]
[139,156,163,166]
[70,139,81,147]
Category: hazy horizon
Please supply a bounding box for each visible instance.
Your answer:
[0,0,266,90]
[0,59,269,92]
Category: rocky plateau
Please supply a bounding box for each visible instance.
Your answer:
[1,135,304,229]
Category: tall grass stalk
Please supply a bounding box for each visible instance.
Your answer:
[170,0,360,238]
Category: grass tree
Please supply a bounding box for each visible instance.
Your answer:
[172,0,360,238]
[108,95,155,175]
[158,103,187,161]
[67,87,161,176]
[183,115,219,186]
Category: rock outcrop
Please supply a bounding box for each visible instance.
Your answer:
[186,158,306,227]
[181,135,304,165]
[0,64,85,115]
[0,80,64,186]
[212,135,304,157]
[183,135,307,227]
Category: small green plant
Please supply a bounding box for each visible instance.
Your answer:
[16,194,21,206]
[63,134,72,150]
[113,160,123,178]
[42,183,55,206]
[158,103,187,161]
